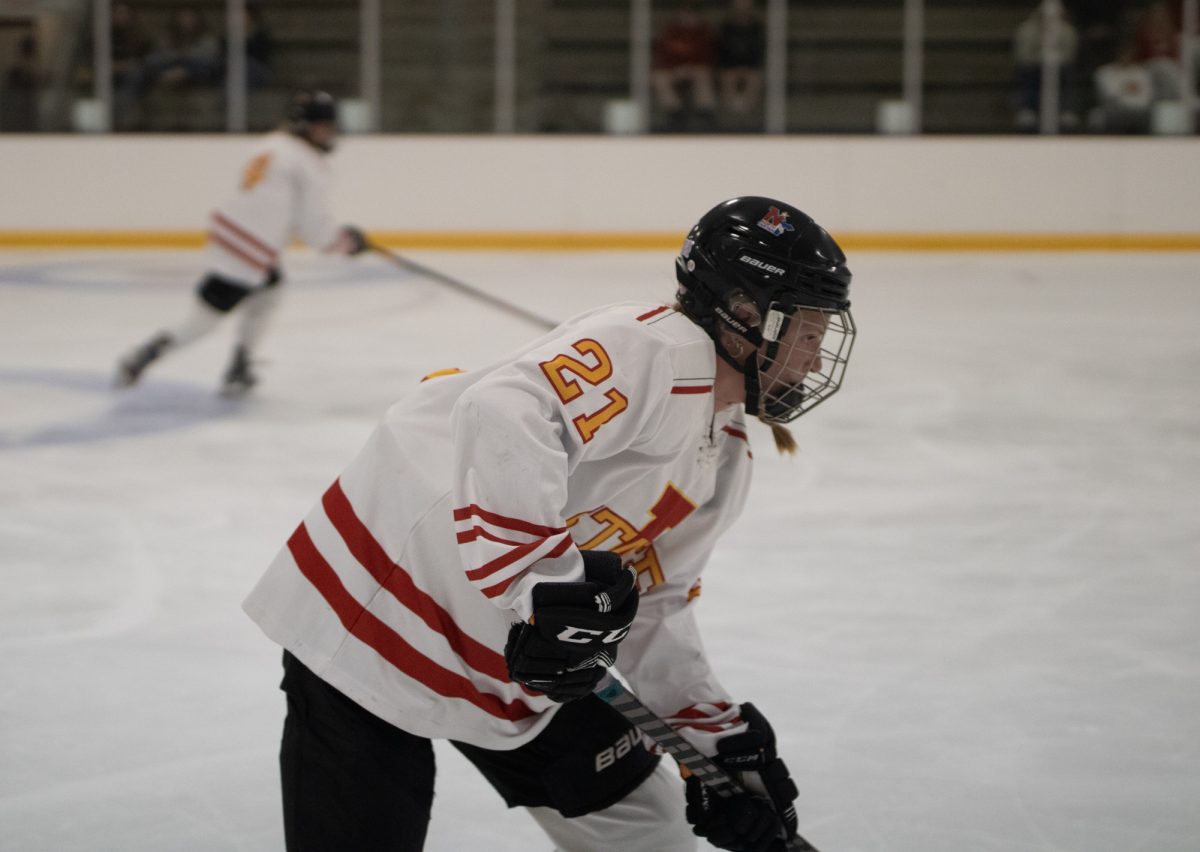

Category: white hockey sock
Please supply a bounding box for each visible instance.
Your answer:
[525,760,696,852]
[164,300,225,348]
[235,286,283,356]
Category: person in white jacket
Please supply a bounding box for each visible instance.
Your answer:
[115,90,368,395]
[243,196,856,852]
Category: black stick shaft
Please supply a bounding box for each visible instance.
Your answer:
[370,243,558,331]
[593,671,820,852]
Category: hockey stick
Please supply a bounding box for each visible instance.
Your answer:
[594,670,820,852]
[368,242,558,331]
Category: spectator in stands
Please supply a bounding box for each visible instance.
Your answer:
[111,2,155,129]
[1014,2,1081,131]
[715,0,766,122]
[222,5,274,88]
[1,32,39,132]
[652,4,718,132]
[1133,0,1183,100]
[1067,0,1132,116]
[71,2,154,129]
[244,6,274,87]
[1091,41,1154,132]
[144,5,222,89]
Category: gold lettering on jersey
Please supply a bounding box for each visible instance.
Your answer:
[566,483,697,592]
[241,153,272,191]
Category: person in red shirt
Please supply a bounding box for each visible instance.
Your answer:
[1133,0,1184,100]
[652,5,718,131]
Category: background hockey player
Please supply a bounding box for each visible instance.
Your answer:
[115,89,368,395]
[243,196,856,851]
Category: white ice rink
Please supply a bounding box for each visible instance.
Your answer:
[1,247,1198,852]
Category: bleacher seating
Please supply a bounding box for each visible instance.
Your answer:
[79,0,1113,135]
[120,0,358,133]
[533,0,1038,134]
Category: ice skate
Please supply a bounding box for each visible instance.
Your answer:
[220,345,258,397]
[114,333,172,388]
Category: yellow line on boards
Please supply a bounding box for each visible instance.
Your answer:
[1,231,1199,252]
[0,232,207,249]
[840,232,1200,252]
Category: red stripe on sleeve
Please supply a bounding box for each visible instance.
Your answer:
[452,504,566,538]
[464,531,569,583]
[456,526,526,547]
[287,522,537,722]
[477,535,573,599]
[321,480,510,683]
[670,385,713,395]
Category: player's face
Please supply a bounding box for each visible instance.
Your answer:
[306,121,338,152]
[760,308,829,391]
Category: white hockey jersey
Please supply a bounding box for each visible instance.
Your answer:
[204,131,345,284]
[243,302,756,753]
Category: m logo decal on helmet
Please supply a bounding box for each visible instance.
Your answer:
[757,207,795,237]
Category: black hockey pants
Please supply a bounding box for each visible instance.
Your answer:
[279,651,659,851]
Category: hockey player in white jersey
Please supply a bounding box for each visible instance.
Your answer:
[243,197,856,852]
[115,90,369,395]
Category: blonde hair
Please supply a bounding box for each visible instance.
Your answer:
[770,423,796,455]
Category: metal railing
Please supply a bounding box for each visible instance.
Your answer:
[3,0,1196,135]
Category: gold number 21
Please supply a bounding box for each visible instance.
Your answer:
[539,339,629,443]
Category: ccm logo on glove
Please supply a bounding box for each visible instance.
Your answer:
[504,550,638,702]
[555,625,631,644]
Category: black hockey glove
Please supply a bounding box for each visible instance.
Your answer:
[504,550,638,703]
[685,703,800,852]
[341,225,370,255]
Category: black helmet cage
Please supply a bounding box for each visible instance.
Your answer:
[675,199,857,423]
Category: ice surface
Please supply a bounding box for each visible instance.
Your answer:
[1,248,1198,851]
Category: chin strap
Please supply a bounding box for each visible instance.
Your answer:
[741,354,762,419]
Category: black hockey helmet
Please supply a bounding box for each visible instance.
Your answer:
[675,196,856,423]
[286,90,338,149]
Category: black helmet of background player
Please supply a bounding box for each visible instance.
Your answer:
[286,89,338,153]
[675,196,856,423]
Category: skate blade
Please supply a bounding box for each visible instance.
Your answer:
[113,368,139,389]
[218,381,255,399]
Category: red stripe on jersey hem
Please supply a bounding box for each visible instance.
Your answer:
[209,231,271,271]
[636,305,671,322]
[452,504,566,538]
[212,212,278,259]
[673,701,734,719]
[288,523,537,722]
[321,480,510,683]
[670,385,712,395]
[478,535,573,599]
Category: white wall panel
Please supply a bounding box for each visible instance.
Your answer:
[0,136,1196,235]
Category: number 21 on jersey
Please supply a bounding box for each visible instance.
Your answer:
[241,153,272,191]
[539,339,628,443]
